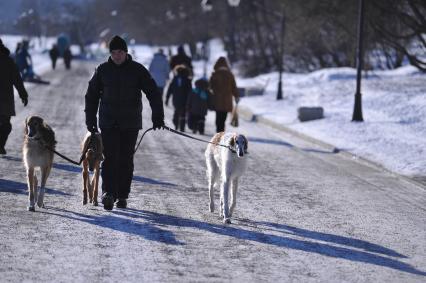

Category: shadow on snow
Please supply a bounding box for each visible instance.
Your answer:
[1,155,177,187]
[0,178,71,196]
[39,206,425,276]
[42,207,183,245]
[249,137,339,154]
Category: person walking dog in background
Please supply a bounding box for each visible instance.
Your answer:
[209,57,239,133]
[84,35,164,210]
[0,38,28,155]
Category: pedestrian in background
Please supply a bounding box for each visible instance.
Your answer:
[84,35,164,210]
[165,65,192,132]
[170,45,193,76]
[14,40,32,79]
[209,57,239,133]
[49,44,59,70]
[0,39,28,155]
[149,48,170,98]
[187,78,210,135]
[63,47,72,70]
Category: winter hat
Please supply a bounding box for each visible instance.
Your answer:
[213,56,229,70]
[0,38,10,56]
[195,78,209,90]
[109,35,127,52]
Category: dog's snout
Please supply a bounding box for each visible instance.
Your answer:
[27,127,35,137]
[237,148,244,157]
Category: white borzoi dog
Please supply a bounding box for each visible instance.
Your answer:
[205,132,248,224]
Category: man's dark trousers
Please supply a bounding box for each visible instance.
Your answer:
[101,128,139,200]
[0,116,12,150]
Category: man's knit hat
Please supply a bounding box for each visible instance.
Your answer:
[109,35,127,52]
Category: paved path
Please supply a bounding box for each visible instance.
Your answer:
[0,61,425,282]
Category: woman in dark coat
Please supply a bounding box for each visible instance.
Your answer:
[209,57,239,133]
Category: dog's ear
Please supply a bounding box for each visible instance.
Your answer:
[24,117,28,135]
[242,135,248,152]
[229,135,236,147]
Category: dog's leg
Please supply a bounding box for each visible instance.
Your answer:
[33,174,38,205]
[27,167,36,211]
[206,158,218,213]
[37,165,50,208]
[92,163,100,206]
[82,163,89,205]
[221,176,231,224]
[229,178,238,217]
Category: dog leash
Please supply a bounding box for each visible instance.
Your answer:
[134,125,236,154]
[44,146,85,165]
[43,127,235,165]
[42,133,95,166]
[134,127,154,153]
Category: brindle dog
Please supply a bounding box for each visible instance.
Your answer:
[81,132,103,206]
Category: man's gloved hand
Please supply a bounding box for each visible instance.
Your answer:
[152,119,165,130]
[87,125,98,133]
[21,96,28,107]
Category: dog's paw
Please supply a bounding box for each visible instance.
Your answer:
[209,203,214,213]
[83,199,87,205]
[223,218,231,224]
[37,200,44,208]
[93,201,98,206]
[27,206,35,212]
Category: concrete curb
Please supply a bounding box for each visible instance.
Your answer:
[238,106,426,189]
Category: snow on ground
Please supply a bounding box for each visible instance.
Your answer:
[236,66,425,177]
[1,35,425,178]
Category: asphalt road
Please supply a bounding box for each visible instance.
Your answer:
[0,61,425,282]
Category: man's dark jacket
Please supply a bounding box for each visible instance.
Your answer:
[85,55,164,130]
[0,46,28,116]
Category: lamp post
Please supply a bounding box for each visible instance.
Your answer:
[251,1,285,100]
[200,0,240,77]
[201,0,212,77]
[352,0,365,122]
[276,6,285,100]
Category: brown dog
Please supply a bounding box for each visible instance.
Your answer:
[23,116,56,211]
[81,132,103,206]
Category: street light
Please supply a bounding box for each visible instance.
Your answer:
[276,6,285,100]
[252,1,285,100]
[201,0,212,12]
[227,0,241,7]
[352,0,365,121]
[200,0,241,77]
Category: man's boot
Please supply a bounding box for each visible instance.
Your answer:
[101,192,114,210]
[116,198,127,208]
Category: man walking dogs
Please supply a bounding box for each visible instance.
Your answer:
[84,35,165,210]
